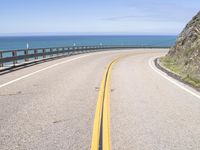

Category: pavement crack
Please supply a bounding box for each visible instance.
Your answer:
[53,119,66,124]
[0,91,22,97]
[111,89,115,92]
[95,87,100,91]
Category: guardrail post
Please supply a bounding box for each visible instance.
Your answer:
[56,48,59,56]
[34,49,38,60]
[62,48,65,56]
[24,50,29,62]
[82,46,84,53]
[77,47,80,54]
[67,48,70,56]
[80,47,82,53]
[0,52,3,67]
[73,47,76,55]
[43,49,46,58]
[50,48,53,57]
[12,51,17,65]
[72,47,75,55]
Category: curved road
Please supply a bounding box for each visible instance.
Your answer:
[0,49,200,150]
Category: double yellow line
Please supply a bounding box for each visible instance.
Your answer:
[90,55,127,150]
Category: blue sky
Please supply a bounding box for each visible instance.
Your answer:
[0,0,199,35]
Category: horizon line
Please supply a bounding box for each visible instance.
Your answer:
[0,33,177,37]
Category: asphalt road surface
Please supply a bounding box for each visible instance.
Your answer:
[0,49,200,150]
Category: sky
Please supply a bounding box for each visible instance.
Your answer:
[0,0,199,35]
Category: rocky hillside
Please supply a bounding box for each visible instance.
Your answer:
[161,11,200,88]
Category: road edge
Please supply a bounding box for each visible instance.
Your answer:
[154,58,200,92]
[149,57,200,100]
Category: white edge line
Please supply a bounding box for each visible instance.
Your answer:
[0,53,97,89]
[149,57,200,100]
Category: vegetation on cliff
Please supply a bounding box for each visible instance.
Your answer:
[161,11,200,88]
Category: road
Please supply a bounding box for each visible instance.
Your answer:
[0,49,200,150]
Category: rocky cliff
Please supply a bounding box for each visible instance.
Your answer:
[162,11,200,87]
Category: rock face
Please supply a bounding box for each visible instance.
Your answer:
[166,11,200,82]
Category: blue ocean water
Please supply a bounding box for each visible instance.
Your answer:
[0,35,176,51]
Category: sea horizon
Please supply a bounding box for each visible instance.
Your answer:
[0,32,178,37]
[0,35,177,51]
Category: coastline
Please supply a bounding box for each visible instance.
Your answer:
[0,35,176,51]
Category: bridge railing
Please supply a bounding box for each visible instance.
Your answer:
[0,45,169,69]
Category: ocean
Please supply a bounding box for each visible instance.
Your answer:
[0,35,176,51]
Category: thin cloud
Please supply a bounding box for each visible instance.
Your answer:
[102,14,191,23]
[102,15,148,21]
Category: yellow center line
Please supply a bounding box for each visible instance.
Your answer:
[90,55,129,150]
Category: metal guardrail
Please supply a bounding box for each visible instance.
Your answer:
[0,45,169,69]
